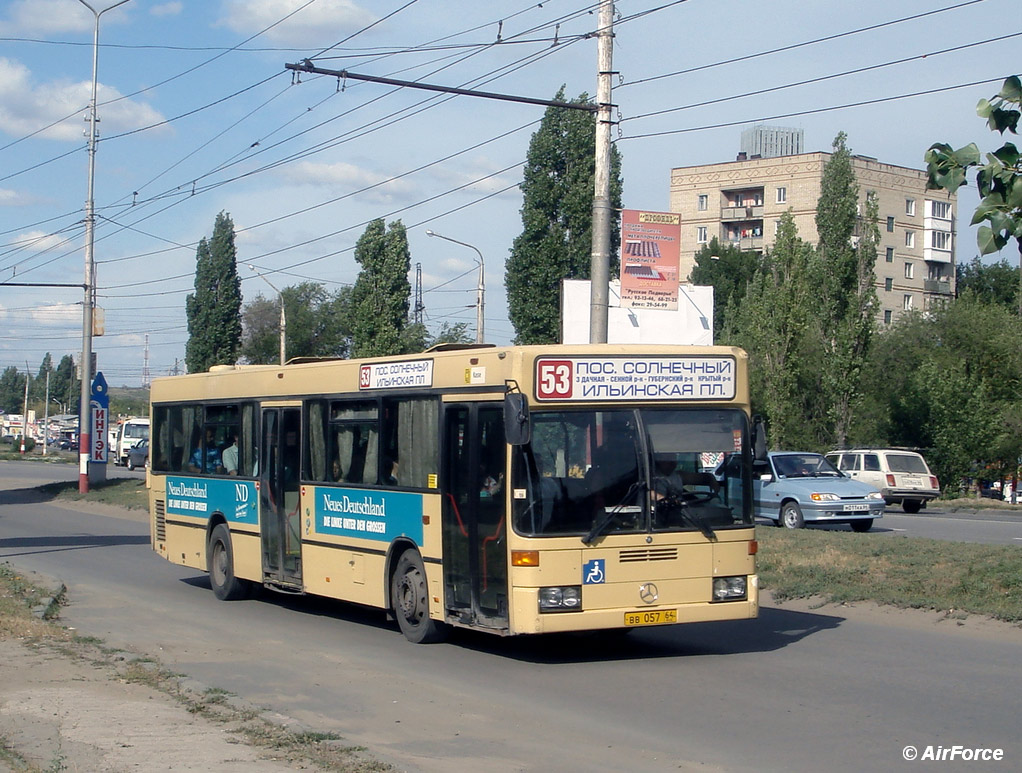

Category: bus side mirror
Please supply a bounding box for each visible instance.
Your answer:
[752,415,768,462]
[504,392,531,446]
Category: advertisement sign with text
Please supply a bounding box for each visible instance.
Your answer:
[619,209,682,310]
[535,356,736,402]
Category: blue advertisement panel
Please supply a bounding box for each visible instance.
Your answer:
[166,477,258,525]
[313,486,423,544]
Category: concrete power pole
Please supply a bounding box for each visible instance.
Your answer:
[589,0,615,344]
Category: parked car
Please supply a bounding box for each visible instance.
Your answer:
[126,438,149,471]
[825,448,939,513]
[754,451,885,531]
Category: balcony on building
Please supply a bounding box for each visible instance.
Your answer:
[923,279,952,296]
[721,187,764,221]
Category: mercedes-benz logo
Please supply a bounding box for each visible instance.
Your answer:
[639,583,658,604]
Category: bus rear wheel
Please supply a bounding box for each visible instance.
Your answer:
[391,551,447,644]
[207,524,251,601]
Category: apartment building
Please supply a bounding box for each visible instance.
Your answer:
[669,151,957,325]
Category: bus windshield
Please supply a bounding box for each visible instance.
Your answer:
[511,408,751,539]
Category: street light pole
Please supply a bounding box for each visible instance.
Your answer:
[75,0,132,493]
[248,265,286,365]
[425,230,485,344]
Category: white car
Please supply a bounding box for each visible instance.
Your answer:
[825,448,940,513]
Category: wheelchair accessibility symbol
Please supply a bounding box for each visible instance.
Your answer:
[583,559,605,584]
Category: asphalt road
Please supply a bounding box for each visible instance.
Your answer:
[1,460,1020,772]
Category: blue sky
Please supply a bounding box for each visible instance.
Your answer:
[0,0,1017,386]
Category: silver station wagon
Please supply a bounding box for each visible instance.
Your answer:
[754,452,885,532]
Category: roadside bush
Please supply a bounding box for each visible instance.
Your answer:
[13,435,35,452]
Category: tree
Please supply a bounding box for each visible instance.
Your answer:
[506,88,623,344]
[241,282,352,364]
[29,352,53,406]
[50,355,79,415]
[185,211,242,373]
[814,133,879,448]
[689,237,761,333]
[926,75,1022,310]
[349,219,412,358]
[722,212,820,450]
[956,256,1019,310]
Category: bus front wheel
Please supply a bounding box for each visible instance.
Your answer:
[391,551,447,644]
[207,524,250,601]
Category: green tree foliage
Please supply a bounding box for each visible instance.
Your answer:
[956,256,1019,310]
[813,133,878,448]
[861,295,1021,489]
[29,353,52,405]
[689,237,760,333]
[51,355,79,414]
[349,219,412,358]
[506,88,623,344]
[241,282,352,364]
[926,75,1022,258]
[185,211,242,373]
[0,366,27,414]
[722,213,820,449]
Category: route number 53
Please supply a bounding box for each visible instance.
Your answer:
[537,360,573,399]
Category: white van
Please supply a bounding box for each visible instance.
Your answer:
[825,448,940,513]
[114,418,150,466]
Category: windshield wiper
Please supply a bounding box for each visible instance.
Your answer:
[582,481,644,545]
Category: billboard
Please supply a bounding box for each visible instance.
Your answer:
[619,209,682,310]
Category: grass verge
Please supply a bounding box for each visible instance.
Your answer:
[756,526,1022,623]
[0,562,390,772]
[38,477,148,511]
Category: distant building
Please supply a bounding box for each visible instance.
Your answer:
[669,151,957,325]
[740,125,803,159]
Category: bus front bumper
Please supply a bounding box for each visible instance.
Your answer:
[510,575,759,635]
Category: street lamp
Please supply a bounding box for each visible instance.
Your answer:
[75,0,133,493]
[248,265,286,365]
[425,230,485,344]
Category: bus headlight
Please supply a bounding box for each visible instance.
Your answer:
[712,576,747,602]
[538,586,582,613]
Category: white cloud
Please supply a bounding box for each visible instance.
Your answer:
[29,303,81,327]
[219,0,376,47]
[277,160,416,201]
[150,2,182,18]
[12,230,68,253]
[0,189,21,206]
[0,57,168,142]
[0,0,130,35]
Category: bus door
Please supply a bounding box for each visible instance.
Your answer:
[441,403,508,630]
[259,407,303,589]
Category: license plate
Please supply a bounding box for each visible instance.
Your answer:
[843,504,869,512]
[624,609,678,627]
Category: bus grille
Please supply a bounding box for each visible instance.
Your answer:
[619,547,678,563]
[155,499,166,542]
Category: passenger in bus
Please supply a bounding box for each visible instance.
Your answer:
[221,432,239,475]
[480,465,503,498]
[382,457,398,486]
[187,427,221,473]
[652,454,718,500]
[331,457,344,482]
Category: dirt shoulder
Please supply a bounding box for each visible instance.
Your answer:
[0,570,389,773]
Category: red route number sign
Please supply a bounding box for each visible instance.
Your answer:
[536,360,573,400]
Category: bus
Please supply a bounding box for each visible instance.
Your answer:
[148,344,764,643]
[114,417,150,466]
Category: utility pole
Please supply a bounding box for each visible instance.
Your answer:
[43,371,50,456]
[249,265,287,365]
[20,364,29,455]
[142,332,150,387]
[589,0,615,344]
[76,0,132,493]
[414,263,424,326]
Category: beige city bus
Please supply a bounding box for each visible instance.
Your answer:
[148,344,762,643]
